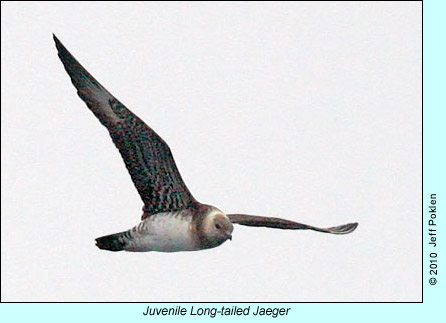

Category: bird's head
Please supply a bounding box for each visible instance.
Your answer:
[200,206,234,248]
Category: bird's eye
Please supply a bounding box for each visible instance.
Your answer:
[215,223,221,229]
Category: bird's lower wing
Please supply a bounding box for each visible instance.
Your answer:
[227,214,358,234]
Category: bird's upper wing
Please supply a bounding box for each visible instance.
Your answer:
[54,35,197,215]
[227,214,358,234]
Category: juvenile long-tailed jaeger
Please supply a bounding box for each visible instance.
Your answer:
[54,35,358,253]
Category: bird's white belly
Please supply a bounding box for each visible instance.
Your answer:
[125,211,199,252]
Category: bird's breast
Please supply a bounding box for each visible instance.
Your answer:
[125,210,199,252]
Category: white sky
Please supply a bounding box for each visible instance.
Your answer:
[1,2,421,302]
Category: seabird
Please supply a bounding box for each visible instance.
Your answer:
[54,35,358,252]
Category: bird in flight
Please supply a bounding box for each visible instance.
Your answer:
[54,35,358,253]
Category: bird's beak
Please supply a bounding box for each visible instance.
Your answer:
[228,234,232,241]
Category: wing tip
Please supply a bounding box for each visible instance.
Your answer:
[53,33,63,51]
[327,222,359,234]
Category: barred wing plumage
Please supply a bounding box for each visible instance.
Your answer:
[54,35,197,215]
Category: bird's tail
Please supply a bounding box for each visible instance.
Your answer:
[95,230,130,251]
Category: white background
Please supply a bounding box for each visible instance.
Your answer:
[1,2,421,302]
